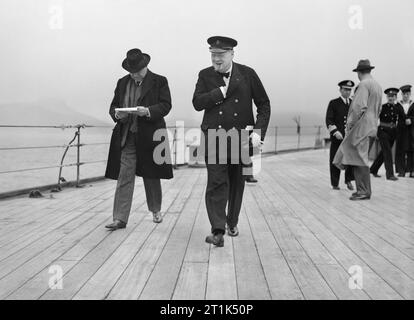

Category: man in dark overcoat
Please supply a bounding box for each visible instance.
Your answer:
[105,48,173,230]
[192,36,271,247]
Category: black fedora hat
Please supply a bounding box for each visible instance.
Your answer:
[352,59,375,72]
[122,48,150,73]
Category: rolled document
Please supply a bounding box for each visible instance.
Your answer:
[114,107,139,112]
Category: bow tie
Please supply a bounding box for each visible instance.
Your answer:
[217,71,230,79]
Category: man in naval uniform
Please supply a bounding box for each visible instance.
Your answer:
[370,88,404,181]
[325,80,355,190]
[193,36,271,247]
[395,85,414,177]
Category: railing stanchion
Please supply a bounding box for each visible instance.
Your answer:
[274,126,278,154]
[173,127,178,169]
[76,126,81,187]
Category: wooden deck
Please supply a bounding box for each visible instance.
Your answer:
[0,149,413,300]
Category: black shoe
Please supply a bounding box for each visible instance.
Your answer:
[387,176,398,181]
[152,212,163,223]
[349,194,371,201]
[245,176,258,183]
[410,172,414,178]
[398,173,405,177]
[332,186,340,190]
[346,182,354,191]
[371,173,381,178]
[352,192,358,197]
[205,233,224,247]
[105,219,126,230]
[228,226,239,237]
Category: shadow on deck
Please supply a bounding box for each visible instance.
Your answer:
[0,149,413,300]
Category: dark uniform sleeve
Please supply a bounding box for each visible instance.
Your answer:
[325,101,338,135]
[408,104,414,121]
[250,69,271,140]
[192,71,225,112]
[146,76,172,122]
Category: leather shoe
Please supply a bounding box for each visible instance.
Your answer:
[152,212,163,223]
[205,233,224,247]
[346,182,354,191]
[387,176,398,181]
[410,172,414,178]
[228,226,239,237]
[332,186,340,190]
[349,194,371,201]
[245,176,258,183]
[105,219,126,230]
[371,173,381,178]
[398,173,405,177]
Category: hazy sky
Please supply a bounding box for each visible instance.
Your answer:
[1,0,414,124]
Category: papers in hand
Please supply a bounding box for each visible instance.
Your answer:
[115,107,139,113]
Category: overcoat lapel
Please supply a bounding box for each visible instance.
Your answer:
[138,70,156,103]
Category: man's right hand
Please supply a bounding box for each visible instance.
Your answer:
[333,131,343,140]
[115,109,129,120]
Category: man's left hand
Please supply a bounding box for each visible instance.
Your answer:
[136,106,150,117]
[250,132,263,149]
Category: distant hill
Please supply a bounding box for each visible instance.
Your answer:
[0,99,111,126]
[0,99,325,129]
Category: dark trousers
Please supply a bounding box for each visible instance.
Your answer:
[205,162,245,234]
[113,132,162,224]
[396,151,414,174]
[353,166,371,196]
[330,138,354,187]
[370,127,396,178]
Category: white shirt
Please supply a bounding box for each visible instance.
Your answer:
[219,63,233,98]
[340,96,350,106]
[400,100,412,114]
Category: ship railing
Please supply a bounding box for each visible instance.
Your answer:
[0,124,328,198]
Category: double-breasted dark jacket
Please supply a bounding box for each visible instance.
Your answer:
[326,97,351,140]
[192,62,271,161]
[105,70,173,180]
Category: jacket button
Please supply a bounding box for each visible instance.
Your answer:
[235,99,239,103]
[218,125,222,129]
[219,111,223,115]
[234,113,238,116]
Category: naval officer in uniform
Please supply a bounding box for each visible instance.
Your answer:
[370,88,404,180]
[192,36,271,247]
[325,80,355,190]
